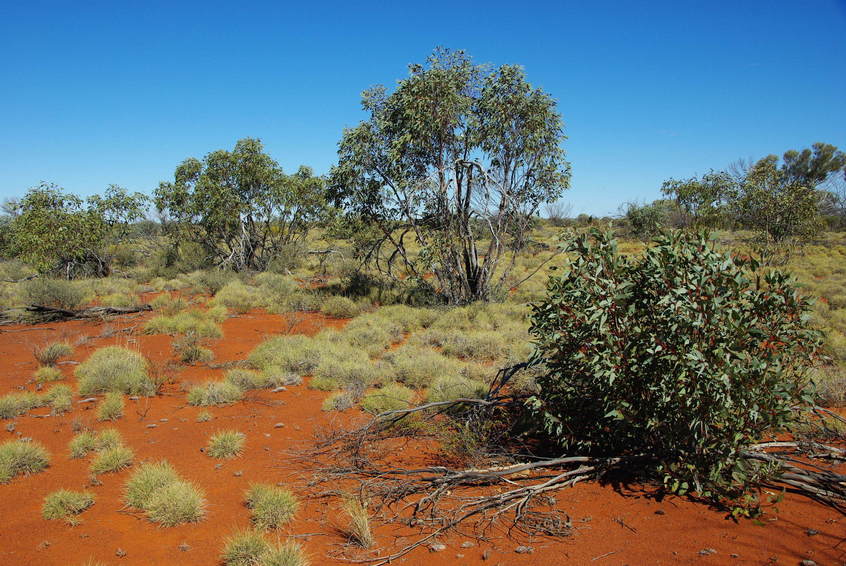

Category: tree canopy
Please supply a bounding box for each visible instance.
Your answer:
[329,48,570,303]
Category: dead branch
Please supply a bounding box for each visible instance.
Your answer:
[0,303,152,324]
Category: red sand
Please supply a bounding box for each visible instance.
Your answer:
[0,309,843,566]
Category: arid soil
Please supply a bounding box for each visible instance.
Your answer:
[0,307,843,566]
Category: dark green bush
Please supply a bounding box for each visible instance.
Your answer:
[529,230,822,504]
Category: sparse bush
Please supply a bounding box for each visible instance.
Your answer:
[529,230,824,504]
[248,335,322,375]
[321,391,355,412]
[44,384,73,414]
[173,332,214,364]
[69,429,123,458]
[35,366,64,383]
[34,342,73,366]
[75,346,155,396]
[150,293,188,315]
[361,383,415,415]
[341,497,373,548]
[262,542,308,566]
[99,292,140,307]
[221,530,270,566]
[21,278,88,309]
[144,311,223,338]
[0,439,50,483]
[319,296,360,318]
[124,460,205,526]
[0,391,43,419]
[213,281,262,314]
[426,375,488,404]
[206,430,246,459]
[187,381,244,406]
[384,346,463,389]
[244,483,298,530]
[42,489,95,521]
[225,369,268,390]
[196,410,213,422]
[96,392,124,421]
[312,355,387,390]
[89,444,134,475]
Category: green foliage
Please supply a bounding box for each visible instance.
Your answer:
[361,383,415,414]
[42,489,95,521]
[33,341,74,366]
[244,484,299,530]
[529,230,823,502]
[319,295,361,318]
[0,439,50,483]
[144,310,223,338]
[89,445,134,475]
[661,171,733,228]
[221,530,271,566]
[96,392,124,421]
[173,332,214,364]
[187,380,244,406]
[330,48,570,303]
[383,346,462,388]
[261,542,308,566]
[75,346,155,396]
[0,391,43,419]
[44,383,73,414]
[155,139,324,271]
[35,366,64,383]
[69,428,125,459]
[124,460,205,526]
[248,335,323,375]
[21,278,88,309]
[321,391,355,411]
[426,375,488,404]
[206,430,246,459]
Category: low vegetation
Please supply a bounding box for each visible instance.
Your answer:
[96,392,124,421]
[222,531,308,566]
[124,460,206,526]
[206,430,246,459]
[0,440,50,483]
[42,490,95,522]
[244,484,299,530]
[75,346,155,396]
[187,381,244,406]
[33,342,73,366]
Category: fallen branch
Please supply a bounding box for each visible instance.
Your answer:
[13,303,152,323]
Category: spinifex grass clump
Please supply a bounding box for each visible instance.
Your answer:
[206,430,246,459]
[75,346,155,396]
[34,342,73,366]
[124,460,206,526]
[187,381,244,406]
[529,230,823,509]
[0,439,50,483]
[96,392,124,421]
[221,531,308,566]
[42,489,95,521]
[244,484,298,530]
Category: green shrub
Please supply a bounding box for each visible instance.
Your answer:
[35,366,64,383]
[384,346,463,388]
[150,293,188,315]
[42,489,95,520]
[248,335,322,375]
[194,269,238,295]
[321,391,355,411]
[21,278,88,309]
[89,445,134,475]
[320,296,361,318]
[206,430,246,459]
[124,460,205,526]
[144,479,206,526]
[244,484,298,530]
[0,440,50,483]
[34,342,73,366]
[44,384,73,414]
[69,429,123,458]
[75,346,155,396]
[173,333,214,364]
[426,375,487,404]
[0,391,43,419]
[361,383,415,415]
[144,311,224,338]
[437,330,506,361]
[213,281,262,313]
[262,542,308,566]
[529,230,824,505]
[187,381,244,406]
[96,392,124,421]
[99,292,140,307]
[221,530,270,566]
[225,369,268,390]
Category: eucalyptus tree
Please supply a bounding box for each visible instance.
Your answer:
[155,138,325,271]
[660,171,734,228]
[329,48,571,303]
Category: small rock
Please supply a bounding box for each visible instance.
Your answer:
[456,554,464,559]
[461,541,475,548]
[515,546,534,554]
[655,509,666,515]
[115,548,127,557]
[233,470,243,477]
[272,386,287,392]
[146,424,157,429]
[806,529,818,536]
[699,548,717,556]
[264,433,270,438]
[731,554,739,558]
[78,397,98,404]
[178,542,191,552]
[214,463,222,470]
[274,422,285,428]
[5,422,15,433]
[801,560,817,566]
[429,543,446,552]
[129,396,139,401]
[159,418,169,422]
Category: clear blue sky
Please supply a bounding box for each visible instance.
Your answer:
[2,0,844,216]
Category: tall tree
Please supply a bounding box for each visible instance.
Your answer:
[660,171,733,228]
[155,138,325,271]
[330,48,570,303]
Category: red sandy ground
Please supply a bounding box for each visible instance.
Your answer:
[0,307,843,566]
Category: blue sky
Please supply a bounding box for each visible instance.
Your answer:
[1,0,844,216]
